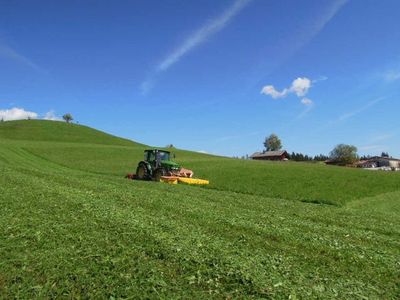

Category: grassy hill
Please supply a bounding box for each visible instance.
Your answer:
[0,120,399,298]
[0,119,141,146]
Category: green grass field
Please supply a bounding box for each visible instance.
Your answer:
[1,120,399,298]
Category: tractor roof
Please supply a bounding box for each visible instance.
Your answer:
[144,149,170,153]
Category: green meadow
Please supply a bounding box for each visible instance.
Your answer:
[0,120,399,298]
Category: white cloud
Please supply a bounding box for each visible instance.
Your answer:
[260,85,289,99]
[296,99,314,119]
[43,110,62,121]
[290,77,312,97]
[301,98,313,106]
[141,0,252,94]
[261,77,316,120]
[0,107,38,121]
[261,77,312,99]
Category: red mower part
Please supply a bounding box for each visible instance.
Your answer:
[125,173,137,180]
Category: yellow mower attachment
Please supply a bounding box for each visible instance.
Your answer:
[177,177,209,185]
[160,176,209,185]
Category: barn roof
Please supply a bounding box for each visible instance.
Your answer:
[250,150,287,158]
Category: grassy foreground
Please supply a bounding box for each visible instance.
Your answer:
[0,120,399,298]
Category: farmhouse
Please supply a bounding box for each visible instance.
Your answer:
[250,150,289,161]
[357,156,400,170]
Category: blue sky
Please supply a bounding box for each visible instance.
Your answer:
[1,0,399,157]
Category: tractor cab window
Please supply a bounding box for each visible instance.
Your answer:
[145,151,156,161]
[158,151,170,161]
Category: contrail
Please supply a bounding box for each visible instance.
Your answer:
[338,97,385,122]
[157,0,251,72]
[0,44,41,71]
[141,0,252,94]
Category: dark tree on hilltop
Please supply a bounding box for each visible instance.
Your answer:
[381,152,389,158]
[62,113,73,123]
[264,134,282,152]
[330,144,358,165]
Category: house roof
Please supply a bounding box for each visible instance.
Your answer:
[250,150,288,158]
[364,156,400,162]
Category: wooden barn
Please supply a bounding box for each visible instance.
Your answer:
[250,150,289,161]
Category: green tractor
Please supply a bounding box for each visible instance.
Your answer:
[136,149,181,181]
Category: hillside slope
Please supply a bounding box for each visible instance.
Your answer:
[0,120,399,298]
[0,120,142,146]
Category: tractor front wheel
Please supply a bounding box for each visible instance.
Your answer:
[153,168,166,182]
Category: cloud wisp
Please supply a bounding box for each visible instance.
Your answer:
[307,0,348,40]
[337,97,385,122]
[0,44,40,71]
[295,98,314,119]
[141,0,252,94]
[383,70,400,82]
[301,98,313,106]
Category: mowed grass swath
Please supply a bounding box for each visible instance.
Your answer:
[0,120,399,298]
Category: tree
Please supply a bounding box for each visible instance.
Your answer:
[264,134,282,152]
[62,113,73,123]
[381,152,389,158]
[329,144,358,165]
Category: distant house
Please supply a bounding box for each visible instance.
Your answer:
[250,150,289,161]
[357,156,400,170]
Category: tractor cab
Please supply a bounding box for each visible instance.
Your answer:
[144,149,178,168]
[145,149,170,164]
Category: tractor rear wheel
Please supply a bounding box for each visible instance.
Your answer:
[136,163,149,180]
[153,168,166,182]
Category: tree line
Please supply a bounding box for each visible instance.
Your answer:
[289,152,329,162]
